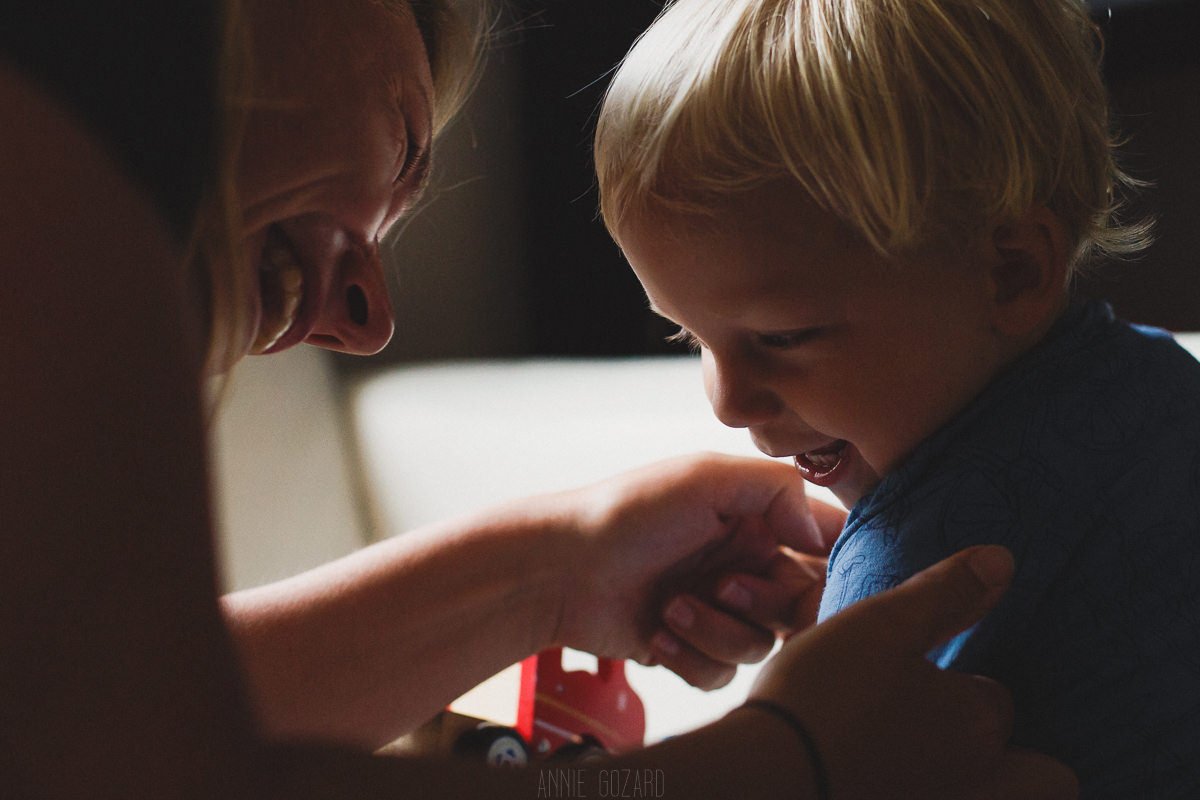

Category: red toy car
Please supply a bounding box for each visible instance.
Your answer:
[452,648,645,765]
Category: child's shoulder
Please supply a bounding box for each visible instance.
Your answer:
[827,300,1200,617]
[925,301,1200,491]
[1027,304,1200,447]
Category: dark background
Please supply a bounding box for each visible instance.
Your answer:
[356,0,1200,372]
[1080,0,1200,331]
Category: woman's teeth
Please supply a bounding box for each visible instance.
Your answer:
[251,233,304,354]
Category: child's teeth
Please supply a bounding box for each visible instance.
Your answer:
[808,452,840,468]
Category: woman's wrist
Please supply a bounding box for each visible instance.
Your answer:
[530,483,611,650]
[734,699,830,800]
[610,706,820,799]
[491,487,591,653]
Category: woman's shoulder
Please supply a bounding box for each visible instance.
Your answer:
[0,1,219,240]
[0,59,210,455]
[0,57,257,792]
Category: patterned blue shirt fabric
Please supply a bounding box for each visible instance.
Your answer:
[818,300,1200,799]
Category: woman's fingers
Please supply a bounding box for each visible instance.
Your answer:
[647,629,739,691]
[654,540,826,673]
[988,749,1079,800]
[711,550,826,633]
[657,546,825,677]
[953,748,1079,800]
[840,545,1015,656]
[929,672,1016,771]
[662,595,777,666]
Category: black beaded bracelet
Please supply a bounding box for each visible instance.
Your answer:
[738,698,831,800]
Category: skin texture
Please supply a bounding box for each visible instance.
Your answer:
[236,0,435,356]
[0,0,1077,796]
[224,454,828,745]
[620,182,1070,507]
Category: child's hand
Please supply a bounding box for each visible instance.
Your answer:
[553,452,831,690]
[712,547,828,634]
[652,496,842,686]
[654,547,827,683]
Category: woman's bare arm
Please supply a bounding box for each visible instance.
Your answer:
[221,453,821,747]
[222,500,571,748]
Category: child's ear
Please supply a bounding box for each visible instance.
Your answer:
[986,206,1071,337]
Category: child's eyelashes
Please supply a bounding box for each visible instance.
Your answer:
[665,326,821,353]
[665,327,704,354]
[758,328,823,349]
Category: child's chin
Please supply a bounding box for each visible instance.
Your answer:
[825,448,879,508]
[830,483,869,509]
[793,442,882,507]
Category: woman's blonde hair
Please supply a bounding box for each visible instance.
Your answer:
[595,0,1151,268]
[198,0,486,376]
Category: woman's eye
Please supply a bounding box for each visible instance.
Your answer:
[758,328,822,349]
[665,327,704,354]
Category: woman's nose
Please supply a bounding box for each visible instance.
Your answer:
[703,351,782,429]
[304,240,395,355]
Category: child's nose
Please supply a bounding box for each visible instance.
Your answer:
[703,353,782,429]
[304,241,395,355]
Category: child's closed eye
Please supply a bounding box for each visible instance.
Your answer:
[757,328,823,349]
[665,326,823,353]
[665,327,704,354]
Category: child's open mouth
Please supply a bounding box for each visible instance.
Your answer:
[794,440,849,487]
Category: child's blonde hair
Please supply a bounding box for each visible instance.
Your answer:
[595,0,1150,267]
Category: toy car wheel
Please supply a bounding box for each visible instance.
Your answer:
[453,724,530,768]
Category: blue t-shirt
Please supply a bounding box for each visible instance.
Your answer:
[818,300,1200,799]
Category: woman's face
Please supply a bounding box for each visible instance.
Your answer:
[236,0,435,357]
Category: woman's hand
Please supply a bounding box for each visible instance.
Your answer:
[747,545,1079,799]
[226,451,834,745]
[552,452,840,689]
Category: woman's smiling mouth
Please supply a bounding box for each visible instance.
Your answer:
[251,225,306,354]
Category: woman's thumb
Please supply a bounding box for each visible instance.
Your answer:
[838,545,1015,656]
